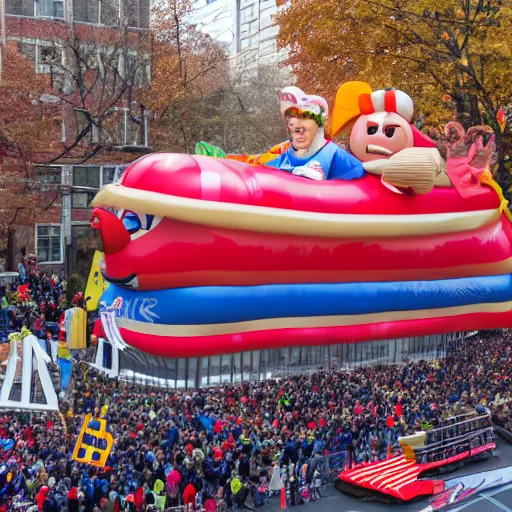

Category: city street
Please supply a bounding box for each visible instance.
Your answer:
[266,440,512,512]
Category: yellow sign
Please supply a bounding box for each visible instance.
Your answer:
[85,251,108,312]
[72,414,113,468]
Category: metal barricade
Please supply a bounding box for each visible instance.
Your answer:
[324,450,349,482]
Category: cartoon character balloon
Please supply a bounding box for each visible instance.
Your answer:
[331,82,495,196]
[344,87,430,161]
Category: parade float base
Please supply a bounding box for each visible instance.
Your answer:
[335,444,496,503]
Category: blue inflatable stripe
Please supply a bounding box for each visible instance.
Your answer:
[100,274,512,326]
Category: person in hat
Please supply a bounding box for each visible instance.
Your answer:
[123,493,137,512]
[265,86,364,181]
[196,86,364,181]
[36,485,49,511]
[67,487,80,512]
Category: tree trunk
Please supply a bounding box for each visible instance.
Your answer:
[181,125,189,153]
[452,93,482,128]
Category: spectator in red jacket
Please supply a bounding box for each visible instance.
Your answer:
[183,483,197,507]
[68,487,79,512]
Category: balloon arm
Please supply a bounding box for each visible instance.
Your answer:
[364,149,446,175]
[362,149,446,195]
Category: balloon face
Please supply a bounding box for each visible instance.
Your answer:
[350,112,414,162]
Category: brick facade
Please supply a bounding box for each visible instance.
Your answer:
[3,0,151,275]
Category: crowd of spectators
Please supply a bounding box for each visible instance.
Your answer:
[0,261,510,510]
[0,255,66,341]
[0,327,509,511]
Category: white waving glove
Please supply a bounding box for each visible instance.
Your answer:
[292,163,326,181]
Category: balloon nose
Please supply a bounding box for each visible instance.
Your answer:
[91,208,131,254]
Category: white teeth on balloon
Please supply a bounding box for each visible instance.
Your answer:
[127,216,163,240]
[149,216,162,230]
[366,145,394,155]
[125,276,139,289]
[130,229,148,241]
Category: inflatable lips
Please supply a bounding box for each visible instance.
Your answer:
[90,153,512,358]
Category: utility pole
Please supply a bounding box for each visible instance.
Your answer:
[61,165,73,279]
[0,0,6,83]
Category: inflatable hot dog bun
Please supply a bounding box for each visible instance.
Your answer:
[91,153,512,358]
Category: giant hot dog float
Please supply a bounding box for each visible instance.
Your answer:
[90,82,512,358]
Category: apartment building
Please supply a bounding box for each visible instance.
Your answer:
[3,0,150,276]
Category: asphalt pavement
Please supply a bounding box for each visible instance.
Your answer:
[265,439,512,512]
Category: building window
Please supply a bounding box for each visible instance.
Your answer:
[124,0,140,28]
[73,166,100,188]
[75,110,100,143]
[19,43,37,63]
[261,14,274,30]
[114,166,128,183]
[35,168,61,192]
[100,0,119,26]
[7,0,35,16]
[241,5,255,22]
[72,166,100,209]
[35,0,64,18]
[72,191,96,209]
[36,225,62,263]
[101,166,116,186]
[249,20,259,35]
[240,36,258,51]
[74,0,100,24]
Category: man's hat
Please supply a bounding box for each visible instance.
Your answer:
[279,86,328,125]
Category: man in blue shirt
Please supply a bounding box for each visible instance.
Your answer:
[196,86,365,181]
[265,87,364,181]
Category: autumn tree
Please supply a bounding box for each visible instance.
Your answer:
[147,0,289,154]
[276,0,511,184]
[32,23,153,164]
[149,56,290,155]
[211,63,290,155]
[145,0,229,152]
[0,17,152,269]
[0,44,60,269]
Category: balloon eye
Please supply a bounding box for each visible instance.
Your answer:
[121,212,142,234]
[367,126,378,135]
[385,127,396,138]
